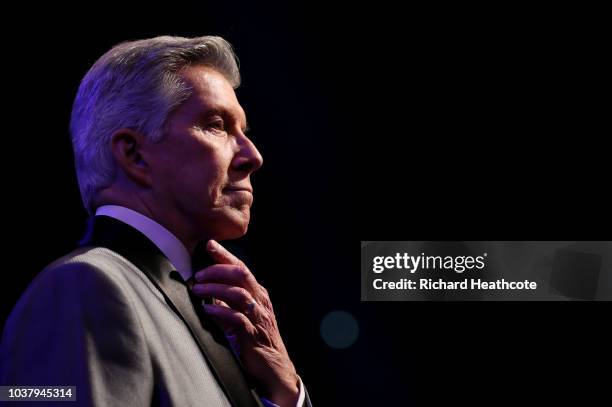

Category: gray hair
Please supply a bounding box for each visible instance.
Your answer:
[70,35,241,214]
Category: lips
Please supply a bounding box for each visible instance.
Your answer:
[223,186,253,193]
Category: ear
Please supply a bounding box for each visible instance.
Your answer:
[110,128,152,187]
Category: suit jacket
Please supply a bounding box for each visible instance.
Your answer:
[0,216,311,407]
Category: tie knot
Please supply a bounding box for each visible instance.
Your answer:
[186,276,196,290]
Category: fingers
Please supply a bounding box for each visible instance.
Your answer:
[193,242,297,398]
[194,264,260,294]
[213,298,229,307]
[202,303,256,337]
[192,240,275,339]
[193,283,259,317]
[206,239,245,267]
[208,298,232,332]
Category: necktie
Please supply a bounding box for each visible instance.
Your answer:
[169,270,263,407]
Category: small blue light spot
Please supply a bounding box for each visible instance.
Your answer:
[320,310,359,349]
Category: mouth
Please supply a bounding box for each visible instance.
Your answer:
[223,186,253,194]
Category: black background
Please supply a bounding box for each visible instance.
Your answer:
[2,1,609,405]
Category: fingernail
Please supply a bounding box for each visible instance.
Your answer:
[207,239,219,252]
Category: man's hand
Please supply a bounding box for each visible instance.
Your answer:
[192,239,300,407]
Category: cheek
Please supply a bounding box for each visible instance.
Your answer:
[159,133,234,205]
[188,152,231,206]
[207,159,231,199]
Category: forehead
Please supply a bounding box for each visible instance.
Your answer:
[177,65,246,125]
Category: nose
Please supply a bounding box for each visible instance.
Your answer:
[232,133,263,174]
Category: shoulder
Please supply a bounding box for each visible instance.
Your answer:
[3,247,141,335]
[34,245,146,296]
[44,245,134,278]
[0,247,152,388]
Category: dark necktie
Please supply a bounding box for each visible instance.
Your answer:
[171,271,263,407]
[168,257,263,407]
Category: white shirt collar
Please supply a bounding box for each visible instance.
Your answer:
[95,205,192,281]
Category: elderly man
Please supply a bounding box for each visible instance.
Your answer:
[0,36,311,407]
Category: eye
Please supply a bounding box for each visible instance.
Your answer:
[209,118,225,131]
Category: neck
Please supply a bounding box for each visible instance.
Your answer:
[95,194,202,255]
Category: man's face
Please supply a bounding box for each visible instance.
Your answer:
[146,65,263,241]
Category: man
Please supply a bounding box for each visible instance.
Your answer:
[0,36,311,407]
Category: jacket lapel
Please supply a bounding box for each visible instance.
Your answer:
[80,215,263,407]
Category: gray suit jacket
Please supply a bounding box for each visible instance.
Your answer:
[0,216,311,407]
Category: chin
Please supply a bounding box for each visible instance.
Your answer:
[220,223,249,240]
[213,211,250,240]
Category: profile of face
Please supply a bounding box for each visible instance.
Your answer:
[144,66,263,242]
